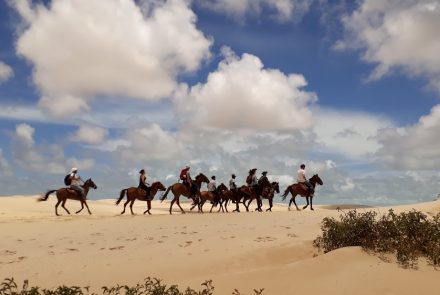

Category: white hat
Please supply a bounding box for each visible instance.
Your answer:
[71,167,78,173]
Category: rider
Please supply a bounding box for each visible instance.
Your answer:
[69,167,85,200]
[138,169,150,199]
[246,168,257,187]
[258,171,270,195]
[180,166,197,198]
[297,164,314,196]
[208,175,217,195]
[229,174,237,191]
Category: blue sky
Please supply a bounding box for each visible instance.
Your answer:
[0,0,439,205]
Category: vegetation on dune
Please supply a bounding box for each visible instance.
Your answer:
[313,209,440,268]
[0,278,264,295]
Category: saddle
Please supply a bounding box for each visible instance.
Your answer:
[66,188,81,196]
[299,183,308,191]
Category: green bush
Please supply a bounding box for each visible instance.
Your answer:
[313,209,440,268]
[0,278,264,295]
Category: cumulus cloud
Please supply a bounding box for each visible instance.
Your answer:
[175,47,317,132]
[11,123,94,174]
[0,149,13,177]
[71,124,109,145]
[314,109,394,158]
[0,61,14,83]
[12,0,212,116]
[196,0,313,22]
[375,104,440,170]
[116,124,185,164]
[337,0,440,92]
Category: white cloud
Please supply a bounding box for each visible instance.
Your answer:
[0,61,14,82]
[71,124,109,145]
[196,0,313,22]
[337,0,440,92]
[12,0,212,116]
[116,124,185,163]
[314,108,394,158]
[0,149,13,177]
[375,104,440,170]
[175,47,317,132]
[11,123,94,174]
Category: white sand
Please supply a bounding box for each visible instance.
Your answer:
[0,195,438,294]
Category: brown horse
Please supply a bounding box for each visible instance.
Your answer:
[116,181,166,215]
[216,183,245,213]
[38,179,98,216]
[281,174,323,211]
[160,173,209,214]
[261,182,280,212]
[242,179,272,212]
[190,190,216,213]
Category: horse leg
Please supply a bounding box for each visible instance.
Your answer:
[169,196,176,214]
[303,196,309,210]
[257,197,263,212]
[310,197,314,211]
[121,199,130,214]
[143,201,152,215]
[292,195,300,211]
[129,200,135,215]
[225,199,229,213]
[266,198,272,212]
[61,199,70,214]
[84,201,92,215]
[210,202,215,213]
[55,199,62,216]
[176,197,185,214]
[76,201,84,214]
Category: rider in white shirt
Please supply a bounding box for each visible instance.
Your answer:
[297,164,314,196]
[208,176,217,193]
[69,167,85,200]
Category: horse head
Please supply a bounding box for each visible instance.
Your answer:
[272,182,280,193]
[310,174,323,186]
[84,178,98,189]
[152,181,166,191]
[195,173,210,184]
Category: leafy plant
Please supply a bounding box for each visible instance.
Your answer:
[313,209,440,268]
[0,278,263,295]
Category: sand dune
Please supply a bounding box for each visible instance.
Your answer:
[0,196,438,294]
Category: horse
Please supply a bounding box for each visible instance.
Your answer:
[190,190,217,213]
[242,179,272,212]
[38,179,98,216]
[160,173,210,214]
[116,181,166,215]
[281,174,323,211]
[261,182,280,212]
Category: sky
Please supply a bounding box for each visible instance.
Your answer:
[0,0,439,205]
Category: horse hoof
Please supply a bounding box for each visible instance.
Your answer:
[311,208,314,211]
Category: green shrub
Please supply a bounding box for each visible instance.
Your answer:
[313,209,440,268]
[0,278,263,295]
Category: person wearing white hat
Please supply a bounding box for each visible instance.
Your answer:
[69,168,85,200]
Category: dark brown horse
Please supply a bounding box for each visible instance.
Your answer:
[160,173,209,214]
[281,174,323,211]
[38,179,98,216]
[242,179,272,212]
[261,182,280,212]
[116,181,166,215]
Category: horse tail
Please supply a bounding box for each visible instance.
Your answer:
[160,185,172,202]
[281,185,291,201]
[116,189,127,205]
[38,190,56,202]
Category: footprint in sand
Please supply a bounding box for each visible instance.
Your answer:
[3,250,17,256]
[178,241,193,248]
[48,251,55,255]
[254,236,277,242]
[109,246,125,250]
[287,233,298,238]
[66,248,79,252]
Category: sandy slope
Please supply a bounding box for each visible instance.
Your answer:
[0,196,438,294]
